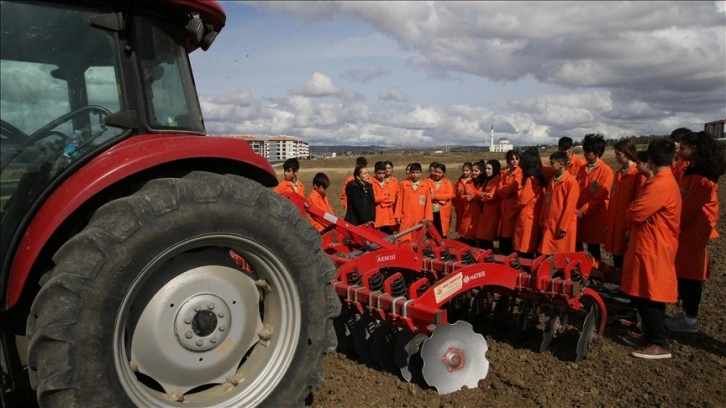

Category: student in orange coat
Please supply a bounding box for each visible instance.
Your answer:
[475,160,502,251]
[512,149,546,258]
[603,139,644,268]
[274,157,305,198]
[575,134,614,261]
[670,128,691,181]
[340,156,367,210]
[395,162,433,238]
[539,152,579,255]
[307,172,334,233]
[496,150,522,255]
[559,136,587,177]
[454,162,477,242]
[620,138,681,360]
[372,161,398,234]
[427,162,455,237]
[635,150,653,181]
[666,131,725,333]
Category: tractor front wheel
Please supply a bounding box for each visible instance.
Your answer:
[26,172,338,407]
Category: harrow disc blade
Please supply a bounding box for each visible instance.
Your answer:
[576,305,598,362]
[371,322,399,373]
[420,321,489,395]
[333,308,359,354]
[352,315,379,363]
[394,330,428,382]
[539,310,560,353]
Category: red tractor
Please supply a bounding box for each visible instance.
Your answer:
[0,1,337,406]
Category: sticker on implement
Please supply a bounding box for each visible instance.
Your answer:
[323,212,338,224]
[434,272,463,303]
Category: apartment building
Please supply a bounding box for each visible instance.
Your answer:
[267,135,310,161]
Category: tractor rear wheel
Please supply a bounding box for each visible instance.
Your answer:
[26,172,338,407]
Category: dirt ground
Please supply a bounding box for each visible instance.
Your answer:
[304,152,726,408]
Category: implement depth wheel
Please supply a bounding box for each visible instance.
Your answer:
[26,172,338,407]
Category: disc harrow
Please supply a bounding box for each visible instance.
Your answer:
[283,193,634,395]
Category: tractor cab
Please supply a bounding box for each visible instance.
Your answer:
[0,0,218,283]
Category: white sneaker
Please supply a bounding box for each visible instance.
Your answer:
[665,312,698,333]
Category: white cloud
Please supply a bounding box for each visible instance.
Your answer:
[378,86,408,102]
[340,68,392,83]
[290,72,365,102]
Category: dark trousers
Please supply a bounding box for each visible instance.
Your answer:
[517,251,535,259]
[613,255,624,269]
[630,296,669,349]
[576,242,601,260]
[677,278,704,318]
[378,226,395,235]
[478,240,494,251]
[433,212,444,237]
[499,237,514,255]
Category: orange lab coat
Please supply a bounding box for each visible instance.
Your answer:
[567,155,587,177]
[428,177,455,237]
[307,189,334,232]
[496,167,523,238]
[620,169,681,302]
[674,172,719,281]
[539,172,579,255]
[395,179,433,234]
[274,179,305,198]
[475,175,502,241]
[603,165,644,256]
[455,177,479,239]
[513,177,545,254]
[671,158,689,181]
[340,174,355,209]
[372,178,399,228]
[576,160,614,244]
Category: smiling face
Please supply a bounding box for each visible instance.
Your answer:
[431,167,444,181]
[484,164,494,178]
[471,166,482,179]
[462,166,471,179]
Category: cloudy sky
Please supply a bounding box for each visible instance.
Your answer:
[190,1,726,147]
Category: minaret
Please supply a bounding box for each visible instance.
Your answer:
[490,125,494,149]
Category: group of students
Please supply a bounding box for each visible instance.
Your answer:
[274,128,724,361]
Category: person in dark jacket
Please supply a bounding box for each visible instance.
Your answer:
[345,165,376,225]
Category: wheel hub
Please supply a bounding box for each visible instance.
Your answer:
[442,347,465,372]
[174,294,231,352]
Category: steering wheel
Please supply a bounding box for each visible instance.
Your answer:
[26,105,112,145]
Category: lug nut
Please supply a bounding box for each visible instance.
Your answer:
[210,336,217,344]
[207,302,215,310]
[184,316,192,324]
[185,331,193,339]
[194,305,201,312]
[219,324,226,332]
[196,339,203,347]
[218,311,225,318]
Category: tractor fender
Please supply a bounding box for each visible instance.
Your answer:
[5,134,277,309]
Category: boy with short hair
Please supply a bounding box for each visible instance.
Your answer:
[636,151,653,181]
[395,163,433,237]
[558,136,587,176]
[341,156,368,210]
[306,172,334,233]
[539,151,579,255]
[620,138,681,359]
[575,133,614,261]
[372,161,398,234]
[274,158,305,197]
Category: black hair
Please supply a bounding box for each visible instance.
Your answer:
[313,172,330,188]
[409,162,422,172]
[582,133,606,157]
[374,161,386,172]
[505,149,520,162]
[647,138,676,167]
[550,151,568,163]
[680,131,726,183]
[283,158,300,172]
[355,156,368,167]
[432,162,446,173]
[670,127,692,142]
[520,150,547,187]
[383,160,393,167]
[636,150,649,164]
[486,159,501,179]
[558,137,574,151]
[462,161,473,170]
[428,161,438,170]
[353,165,367,179]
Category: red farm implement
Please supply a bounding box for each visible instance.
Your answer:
[284,192,633,395]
